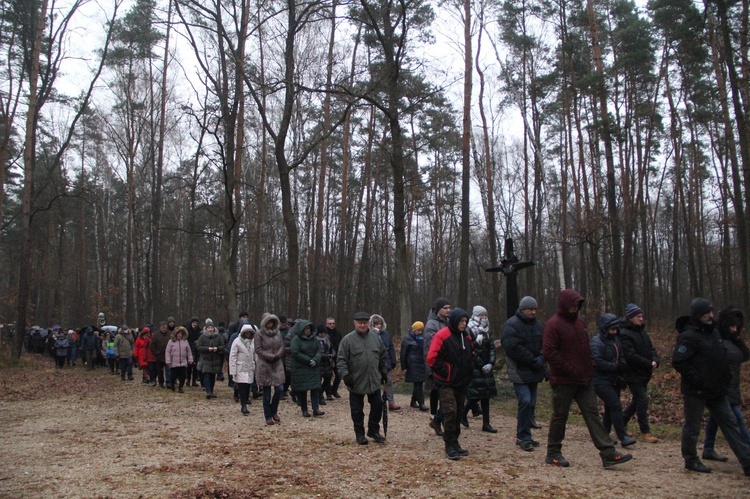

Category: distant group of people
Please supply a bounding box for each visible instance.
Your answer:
[33,290,750,476]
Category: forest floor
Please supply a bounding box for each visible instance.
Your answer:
[0,341,749,498]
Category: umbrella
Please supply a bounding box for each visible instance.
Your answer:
[381,385,388,437]
[101,325,118,332]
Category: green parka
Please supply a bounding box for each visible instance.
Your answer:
[336,329,387,395]
[290,320,322,391]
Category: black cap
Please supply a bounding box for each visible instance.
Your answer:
[353,311,370,321]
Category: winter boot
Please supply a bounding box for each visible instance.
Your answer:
[445,442,461,460]
[241,404,249,415]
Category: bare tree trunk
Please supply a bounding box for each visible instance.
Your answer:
[458,0,471,306]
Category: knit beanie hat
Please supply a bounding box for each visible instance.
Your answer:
[205,318,214,327]
[316,324,327,334]
[167,316,176,323]
[411,321,424,331]
[519,296,538,310]
[690,298,713,321]
[624,303,643,320]
[434,297,450,312]
[472,305,488,317]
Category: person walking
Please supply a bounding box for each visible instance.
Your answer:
[425,297,451,436]
[462,305,497,433]
[255,314,286,425]
[165,326,193,393]
[315,325,334,402]
[195,319,225,399]
[337,311,388,445]
[114,325,135,381]
[291,320,324,418]
[400,321,428,411]
[591,313,635,448]
[619,303,660,444]
[371,314,400,411]
[54,331,69,368]
[229,324,257,415]
[326,317,343,398]
[502,296,546,451]
[542,289,632,468]
[427,308,474,460]
[673,298,750,475]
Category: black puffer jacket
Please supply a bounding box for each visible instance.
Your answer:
[466,318,497,400]
[619,321,659,384]
[718,307,750,406]
[400,330,426,383]
[501,310,544,384]
[672,316,731,399]
[590,330,626,386]
[426,309,473,389]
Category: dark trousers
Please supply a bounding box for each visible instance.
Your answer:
[321,375,332,397]
[439,385,467,444]
[172,366,187,389]
[83,350,96,369]
[331,364,342,394]
[119,357,133,380]
[188,360,201,385]
[705,404,750,448]
[349,390,383,435]
[513,382,539,441]
[153,361,166,386]
[237,383,251,406]
[547,383,616,460]
[465,397,491,425]
[203,372,217,394]
[298,389,321,413]
[55,355,66,368]
[262,385,283,420]
[411,381,425,404]
[594,383,628,440]
[623,381,651,433]
[682,394,750,467]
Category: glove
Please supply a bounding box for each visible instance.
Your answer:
[381,375,388,384]
[344,375,354,387]
[482,363,492,375]
[309,359,317,367]
[534,356,545,369]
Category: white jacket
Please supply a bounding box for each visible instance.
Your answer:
[229,337,256,384]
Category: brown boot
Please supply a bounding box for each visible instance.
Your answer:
[639,433,659,443]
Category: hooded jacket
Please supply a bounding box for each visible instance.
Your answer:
[254,314,286,387]
[370,314,397,371]
[165,327,193,368]
[424,309,449,377]
[195,326,225,374]
[400,330,426,383]
[590,314,626,386]
[717,307,749,405]
[114,330,135,359]
[672,315,731,398]
[426,308,473,389]
[290,320,323,391]
[229,330,256,385]
[542,289,593,386]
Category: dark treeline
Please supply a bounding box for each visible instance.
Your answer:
[2,0,749,358]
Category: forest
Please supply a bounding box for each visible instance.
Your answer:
[1,0,748,359]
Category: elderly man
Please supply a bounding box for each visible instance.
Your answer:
[337,311,387,445]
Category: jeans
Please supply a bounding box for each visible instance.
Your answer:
[513,382,539,441]
[704,404,750,448]
[623,381,651,433]
[439,386,467,444]
[262,385,283,420]
[203,372,216,394]
[547,383,616,460]
[67,346,77,365]
[682,394,750,467]
[298,389,321,413]
[119,357,133,380]
[349,390,383,435]
[594,383,628,440]
[172,366,187,388]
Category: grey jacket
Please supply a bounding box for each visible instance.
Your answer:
[337,330,387,395]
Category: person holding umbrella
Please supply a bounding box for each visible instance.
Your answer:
[337,311,388,445]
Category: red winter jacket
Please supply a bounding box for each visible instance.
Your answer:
[542,289,593,386]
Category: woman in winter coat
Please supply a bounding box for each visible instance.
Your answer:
[702,307,750,461]
[400,321,428,411]
[315,324,334,402]
[462,306,497,433]
[229,324,257,415]
[591,313,635,447]
[291,320,324,418]
[114,327,135,381]
[195,319,225,399]
[254,314,286,425]
[133,327,150,383]
[54,331,69,368]
[165,326,193,393]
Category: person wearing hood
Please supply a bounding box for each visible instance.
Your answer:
[425,297,451,436]
[591,313,635,448]
[619,303,660,444]
[315,324,334,402]
[673,298,750,475]
[196,319,225,399]
[80,326,98,370]
[426,307,473,460]
[54,330,69,368]
[114,325,135,381]
[165,326,193,393]
[542,289,632,469]
[254,314,286,425]
[230,324,257,415]
[502,296,546,451]
[462,305,498,433]
[701,307,750,462]
[337,311,388,445]
[291,320,325,418]
[186,317,202,387]
[371,314,400,411]
[400,321,428,411]
[148,321,171,388]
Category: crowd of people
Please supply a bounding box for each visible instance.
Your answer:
[27,291,750,475]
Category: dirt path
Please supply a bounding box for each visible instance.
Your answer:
[0,357,748,498]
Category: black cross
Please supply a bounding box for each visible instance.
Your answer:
[486,238,535,320]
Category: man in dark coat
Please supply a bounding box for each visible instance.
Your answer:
[326,317,343,398]
[672,298,750,475]
[337,311,388,445]
[424,297,451,436]
[427,308,473,460]
[619,303,660,443]
[186,317,202,386]
[502,296,545,451]
[149,321,171,388]
[542,289,632,469]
